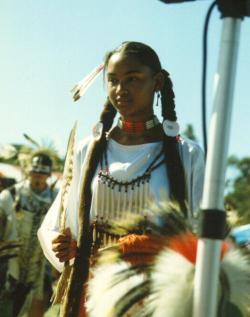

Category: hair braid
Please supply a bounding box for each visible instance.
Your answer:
[160,70,187,215]
[100,99,117,132]
[79,99,117,214]
[64,100,117,316]
[161,69,177,121]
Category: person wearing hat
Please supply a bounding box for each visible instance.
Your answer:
[0,153,58,317]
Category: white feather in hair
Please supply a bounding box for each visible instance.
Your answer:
[71,64,104,101]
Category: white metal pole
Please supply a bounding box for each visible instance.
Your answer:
[193,17,241,317]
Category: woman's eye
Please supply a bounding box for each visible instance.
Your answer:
[128,77,137,83]
[108,78,118,85]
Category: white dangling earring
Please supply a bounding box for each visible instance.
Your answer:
[162,119,180,137]
[92,122,104,140]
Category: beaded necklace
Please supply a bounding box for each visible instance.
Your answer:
[99,146,164,191]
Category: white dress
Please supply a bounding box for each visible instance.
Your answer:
[38,136,204,272]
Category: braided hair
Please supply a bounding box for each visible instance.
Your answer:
[64,100,117,316]
[160,69,187,214]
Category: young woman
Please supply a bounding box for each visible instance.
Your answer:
[38,41,205,315]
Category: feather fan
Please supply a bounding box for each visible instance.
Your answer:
[86,203,250,317]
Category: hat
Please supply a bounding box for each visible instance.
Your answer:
[30,153,52,175]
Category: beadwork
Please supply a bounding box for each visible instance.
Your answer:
[117,116,160,134]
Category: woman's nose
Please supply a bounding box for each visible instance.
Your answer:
[116,81,127,94]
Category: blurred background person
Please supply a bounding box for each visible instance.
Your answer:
[0,153,58,317]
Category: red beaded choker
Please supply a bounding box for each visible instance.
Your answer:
[117,116,160,134]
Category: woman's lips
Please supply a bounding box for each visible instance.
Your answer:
[116,98,132,106]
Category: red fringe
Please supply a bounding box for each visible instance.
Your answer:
[118,233,230,265]
[167,233,230,264]
[118,234,168,266]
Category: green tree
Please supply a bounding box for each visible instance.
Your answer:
[225,156,250,224]
[182,124,197,142]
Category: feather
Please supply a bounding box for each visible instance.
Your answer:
[221,249,250,316]
[87,261,145,317]
[98,201,189,238]
[59,121,77,230]
[86,203,250,317]
[88,241,153,317]
[87,205,191,317]
[118,234,168,266]
[23,133,40,148]
[114,280,151,317]
[51,122,77,306]
[71,64,104,101]
[148,250,194,317]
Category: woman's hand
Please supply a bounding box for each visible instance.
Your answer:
[52,228,77,262]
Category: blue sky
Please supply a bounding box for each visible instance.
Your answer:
[0,0,249,158]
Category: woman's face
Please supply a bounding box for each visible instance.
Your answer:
[106,52,162,121]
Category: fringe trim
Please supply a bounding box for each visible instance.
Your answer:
[51,264,72,306]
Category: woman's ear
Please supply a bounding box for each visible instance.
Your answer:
[154,71,164,91]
